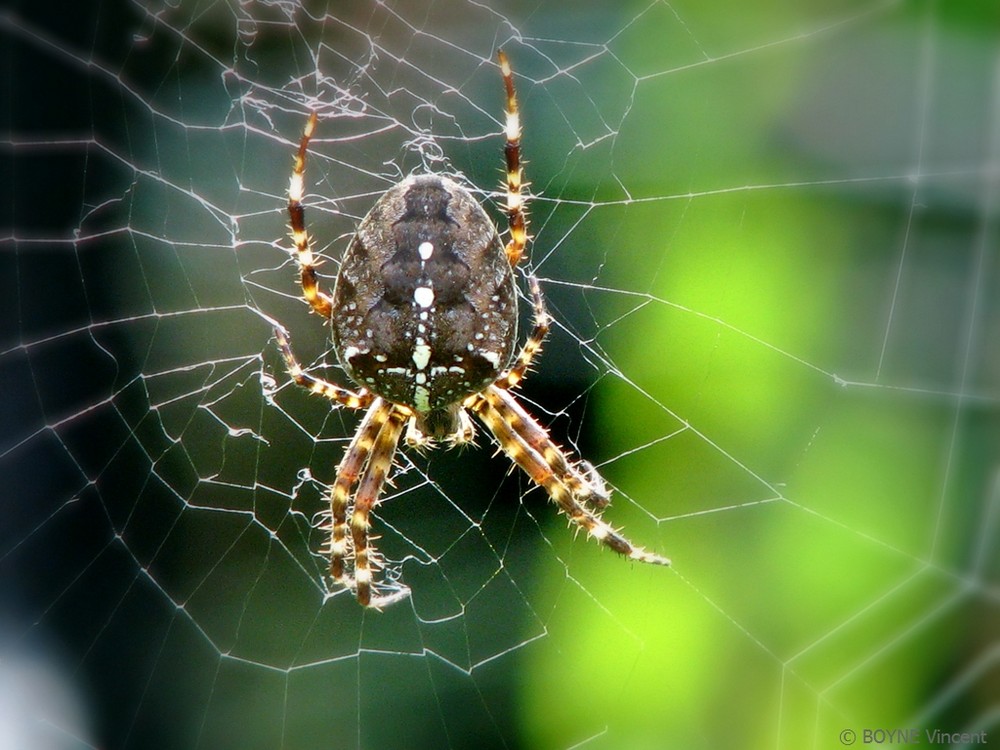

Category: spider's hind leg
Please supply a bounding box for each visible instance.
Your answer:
[287,111,335,319]
[498,49,528,268]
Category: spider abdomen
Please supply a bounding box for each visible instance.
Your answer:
[332,175,517,419]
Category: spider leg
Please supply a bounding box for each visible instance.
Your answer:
[288,111,335,319]
[495,272,549,391]
[326,399,390,582]
[350,405,408,607]
[274,325,373,410]
[478,385,610,509]
[470,386,670,566]
[498,50,528,268]
[493,54,548,390]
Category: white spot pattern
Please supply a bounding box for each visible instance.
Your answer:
[412,342,431,371]
[414,286,434,308]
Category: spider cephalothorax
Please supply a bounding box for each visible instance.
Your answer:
[273,51,670,607]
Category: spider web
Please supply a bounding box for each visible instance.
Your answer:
[2,0,998,748]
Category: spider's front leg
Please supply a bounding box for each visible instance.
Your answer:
[481,385,611,510]
[274,326,399,598]
[349,405,408,607]
[326,400,389,582]
[470,386,670,567]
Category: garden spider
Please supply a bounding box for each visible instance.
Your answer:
[274,51,670,607]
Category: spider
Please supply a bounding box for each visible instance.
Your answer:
[274,51,670,607]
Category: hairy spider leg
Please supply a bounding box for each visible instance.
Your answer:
[288,111,334,319]
[327,399,391,582]
[494,273,549,391]
[470,385,670,566]
[273,325,373,410]
[498,50,528,268]
[494,54,548,391]
[350,406,408,607]
[478,385,611,510]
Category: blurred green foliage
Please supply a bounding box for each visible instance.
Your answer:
[518,2,998,748]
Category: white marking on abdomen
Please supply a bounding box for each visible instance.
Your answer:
[418,241,434,260]
[414,286,435,308]
[412,342,431,371]
[414,384,431,412]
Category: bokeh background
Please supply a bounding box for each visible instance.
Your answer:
[2,1,997,748]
